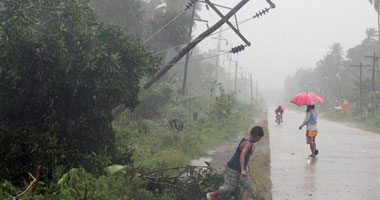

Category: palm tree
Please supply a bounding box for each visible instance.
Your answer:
[368,0,380,42]
[368,0,380,13]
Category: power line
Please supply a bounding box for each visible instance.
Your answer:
[142,0,197,45]
[142,10,186,45]
[151,10,272,56]
[163,51,229,66]
[144,0,276,89]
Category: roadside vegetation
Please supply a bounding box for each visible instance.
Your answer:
[284,28,380,134]
[322,111,380,133]
[249,117,271,200]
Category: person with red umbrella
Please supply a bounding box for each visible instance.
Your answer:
[291,92,324,157]
[299,105,319,157]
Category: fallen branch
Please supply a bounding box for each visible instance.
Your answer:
[13,165,41,200]
[136,165,222,200]
[29,165,41,200]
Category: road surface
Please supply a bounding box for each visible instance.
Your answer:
[269,109,380,200]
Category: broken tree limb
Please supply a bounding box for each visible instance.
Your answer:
[13,165,41,200]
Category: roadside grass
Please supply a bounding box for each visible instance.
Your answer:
[248,114,271,200]
[322,111,380,134]
[113,105,260,169]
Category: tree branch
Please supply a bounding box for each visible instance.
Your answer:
[12,165,41,200]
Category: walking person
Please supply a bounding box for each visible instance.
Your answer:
[206,126,264,200]
[299,105,319,157]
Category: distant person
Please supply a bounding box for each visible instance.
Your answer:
[299,105,319,157]
[275,105,285,122]
[206,126,264,200]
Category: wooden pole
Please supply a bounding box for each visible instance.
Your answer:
[144,0,250,89]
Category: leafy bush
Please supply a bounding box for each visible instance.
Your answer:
[0,0,158,184]
[136,83,175,119]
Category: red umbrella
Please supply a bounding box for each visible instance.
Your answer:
[290,92,324,106]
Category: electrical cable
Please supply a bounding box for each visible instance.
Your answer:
[142,10,186,45]
[142,0,197,45]
[151,4,275,55]
[161,51,229,67]
[152,15,259,56]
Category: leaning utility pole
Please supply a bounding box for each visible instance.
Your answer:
[182,1,197,93]
[144,0,251,89]
[204,0,251,47]
[365,52,380,114]
[351,62,371,115]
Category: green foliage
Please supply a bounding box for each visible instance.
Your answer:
[146,10,192,53]
[136,82,175,119]
[114,98,257,168]
[0,0,158,184]
[91,0,144,34]
[0,164,229,200]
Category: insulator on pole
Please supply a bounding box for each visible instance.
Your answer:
[185,0,197,11]
[230,44,246,54]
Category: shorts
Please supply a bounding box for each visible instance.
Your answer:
[219,166,253,195]
[306,130,318,144]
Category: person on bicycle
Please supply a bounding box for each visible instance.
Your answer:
[275,105,285,122]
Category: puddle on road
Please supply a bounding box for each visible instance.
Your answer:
[190,150,216,167]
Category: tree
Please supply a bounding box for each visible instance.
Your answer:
[368,0,380,14]
[91,0,145,35]
[0,0,158,184]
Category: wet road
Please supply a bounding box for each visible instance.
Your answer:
[269,109,380,200]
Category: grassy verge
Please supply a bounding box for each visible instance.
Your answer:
[322,111,380,134]
[113,104,261,169]
[249,113,271,200]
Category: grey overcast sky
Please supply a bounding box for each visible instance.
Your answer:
[192,0,378,90]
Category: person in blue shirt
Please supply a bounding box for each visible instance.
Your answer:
[299,105,319,157]
[207,126,264,200]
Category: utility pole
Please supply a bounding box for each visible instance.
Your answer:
[336,63,342,106]
[204,0,251,47]
[144,0,251,89]
[245,71,249,102]
[182,1,197,94]
[250,73,253,105]
[365,52,380,114]
[255,81,258,104]
[351,62,371,115]
[324,76,328,96]
[210,29,230,86]
[223,57,237,93]
[234,61,238,96]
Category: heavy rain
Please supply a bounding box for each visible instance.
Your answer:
[0,0,379,199]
